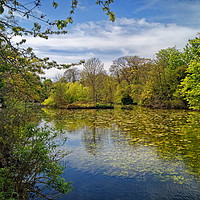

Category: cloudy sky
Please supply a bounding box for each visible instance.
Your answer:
[15,0,200,78]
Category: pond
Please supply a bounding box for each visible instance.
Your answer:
[40,106,200,200]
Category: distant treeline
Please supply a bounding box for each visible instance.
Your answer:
[42,35,200,110]
[1,35,200,110]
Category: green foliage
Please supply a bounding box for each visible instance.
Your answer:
[180,35,200,110]
[139,47,187,108]
[100,75,115,105]
[43,81,68,107]
[180,59,200,110]
[0,123,72,199]
[114,80,130,104]
[0,105,72,199]
[41,39,200,110]
[0,1,116,199]
[43,81,89,107]
[183,34,200,64]
[0,4,4,14]
[65,82,89,103]
[41,79,53,100]
[96,0,115,22]
[96,103,114,108]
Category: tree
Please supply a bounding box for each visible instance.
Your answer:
[0,0,115,92]
[43,81,89,107]
[0,109,72,199]
[63,67,81,83]
[109,57,130,85]
[65,82,89,103]
[100,75,115,105]
[121,93,133,105]
[41,78,53,100]
[180,59,200,110]
[140,47,187,108]
[110,56,153,104]
[81,58,106,104]
[180,35,200,110]
[0,44,44,106]
[183,33,200,65]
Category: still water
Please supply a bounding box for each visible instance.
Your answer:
[41,106,200,200]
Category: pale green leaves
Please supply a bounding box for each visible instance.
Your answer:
[0,0,115,39]
[180,60,200,110]
[56,18,73,30]
[180,35,200,110]
[96,0,115,22]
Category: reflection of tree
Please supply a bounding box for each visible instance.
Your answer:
[82,112,106,156]
[42,108,90,131]
[82,127,99,156]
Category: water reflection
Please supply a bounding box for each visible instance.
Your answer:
[41,106,200,199]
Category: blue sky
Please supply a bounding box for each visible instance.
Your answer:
[14,0,200,78]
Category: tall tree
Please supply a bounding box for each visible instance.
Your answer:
[109,57,130,85]
[99,75,115,105]
[109,56,146,87]
[81,58,106,104]
[141,47,187,108]
[110,56,153,104]
[180,35,200,110]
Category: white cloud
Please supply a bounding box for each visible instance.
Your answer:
[13,17,199,78]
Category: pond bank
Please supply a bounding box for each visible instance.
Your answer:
[43,103,114,109]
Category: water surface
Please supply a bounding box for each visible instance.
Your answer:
[41,106,200,200]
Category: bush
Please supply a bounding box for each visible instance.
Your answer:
[0,115,72,200]
[121,93,133,105]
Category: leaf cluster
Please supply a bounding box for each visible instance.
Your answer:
[0,0,115,38]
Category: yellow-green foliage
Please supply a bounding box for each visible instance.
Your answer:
[65,82,89,103]
[180,59,200,110]
[43,82,89,107]
[114,80,130,104]
[43,82,67,107]
[43,94,55,106]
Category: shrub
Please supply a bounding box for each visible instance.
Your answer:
[121,93,133,105]
[0,120,72,199]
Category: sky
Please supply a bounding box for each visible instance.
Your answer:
[13,0,200,78]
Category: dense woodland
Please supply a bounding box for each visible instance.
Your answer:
[1,0,200,199]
